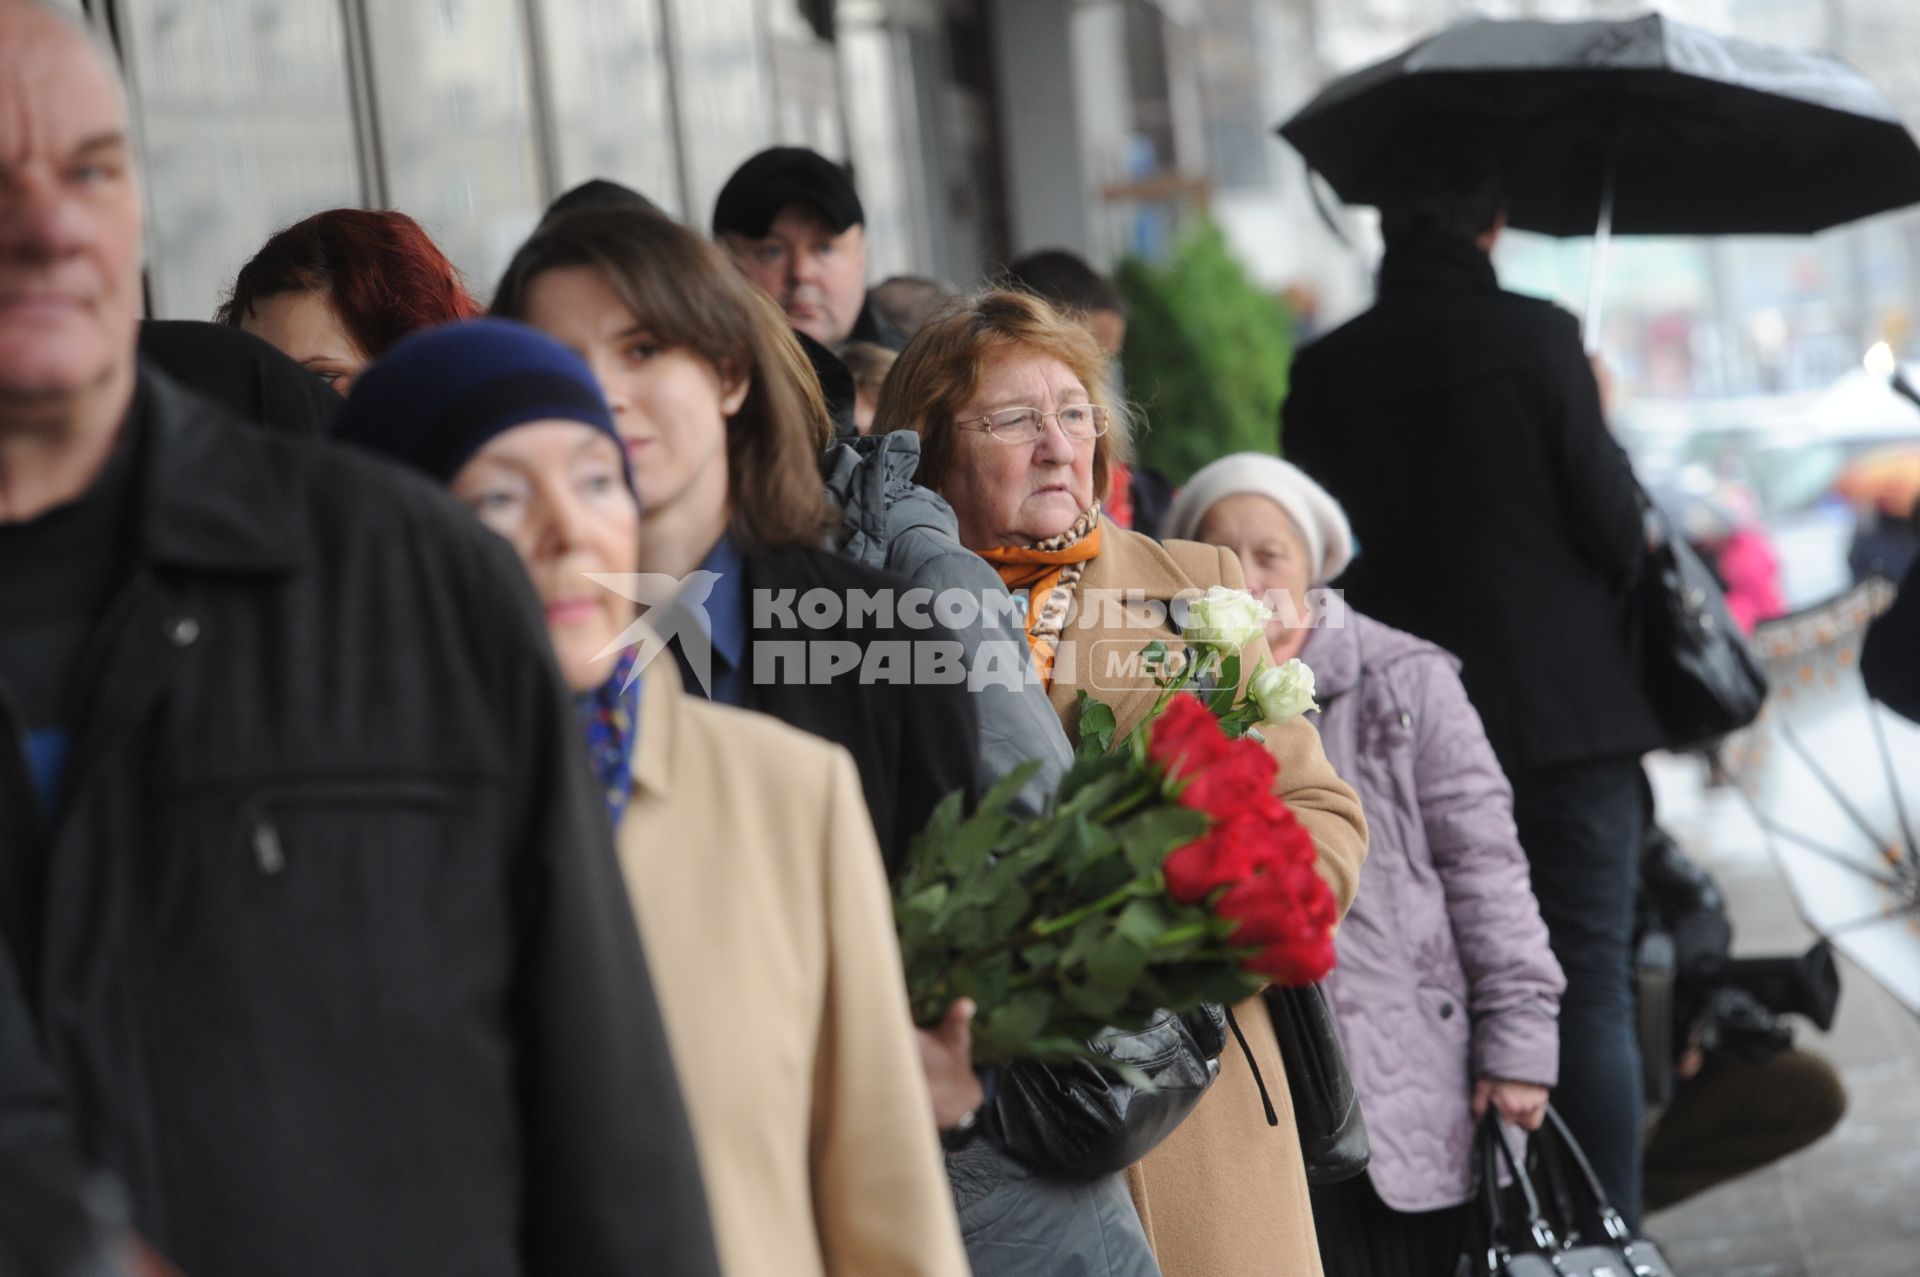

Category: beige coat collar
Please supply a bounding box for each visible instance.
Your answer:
[1044,524,1249,741]
[630,636,684,802]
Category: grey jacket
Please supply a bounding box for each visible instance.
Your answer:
[823,432,1158,1277]
[824,431,1074,816]
[1301,595,1565,1212]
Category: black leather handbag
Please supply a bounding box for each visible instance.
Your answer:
[1639,503,1768,750]
[1457,1111,1677,1277]
[1459,1115,1561,1277]
[1264,982,1370,1184]
[986,1005,1227,1179]
[1529,1107,1678,1277]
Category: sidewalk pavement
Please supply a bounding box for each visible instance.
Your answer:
[1643,756,1920,1277]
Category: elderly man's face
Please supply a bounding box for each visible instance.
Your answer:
[723,205,868,347]
[0,6,143,405]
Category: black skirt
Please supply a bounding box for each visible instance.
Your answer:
[1310,1172,1471,1277]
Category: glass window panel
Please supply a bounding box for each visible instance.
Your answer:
[118,0,361,320]
[767,19,843,158]
[366,0,543,300]
[666,0,773,228]
[538,0,683,217]
[838,12,922,280]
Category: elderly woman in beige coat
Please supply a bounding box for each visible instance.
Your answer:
[336,318,969,1277]
[873,290,1369,1277]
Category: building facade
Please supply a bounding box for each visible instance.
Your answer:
[57,0,1210,321]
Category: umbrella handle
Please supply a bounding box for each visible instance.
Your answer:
[1304,165,1352,248]
[1581,144,1618,353]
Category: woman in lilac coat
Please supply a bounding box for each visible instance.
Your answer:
[1169,455,1565,1277]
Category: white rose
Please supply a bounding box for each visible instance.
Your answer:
[1252,659,1318,724]
[1182,585,1272,658]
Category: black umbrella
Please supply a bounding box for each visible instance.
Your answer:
[1279,14,1920,340]
[1281,13,1920,236]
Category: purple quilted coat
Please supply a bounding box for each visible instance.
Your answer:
[1300,595,1564,1212]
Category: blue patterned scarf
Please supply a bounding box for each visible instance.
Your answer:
[574,648,641,827]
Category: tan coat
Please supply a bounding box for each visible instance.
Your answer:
[616,661,970,1277]
[1046,525,1370,1277]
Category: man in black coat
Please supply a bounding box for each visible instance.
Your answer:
[0,6,719,1274]
[1282,145,1663,1225]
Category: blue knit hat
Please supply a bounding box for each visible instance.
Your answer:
[335,318,622,484]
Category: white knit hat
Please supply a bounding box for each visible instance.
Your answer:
[1163,452,1354,586]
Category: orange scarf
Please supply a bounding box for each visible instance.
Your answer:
[977,510,1103,685]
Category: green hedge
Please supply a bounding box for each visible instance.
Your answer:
[1116,221,1294,485]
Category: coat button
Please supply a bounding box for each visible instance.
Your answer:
[166,616,200,648]
[1438,1000,1456,1020]
[1400,710,1412,729]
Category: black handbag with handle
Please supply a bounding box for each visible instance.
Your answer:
[1458,1110,1679,1277]
[1528,1106,1678,1277]
[1457,1115,1562,1277]
[1263,981,1371,1184]
[986,1004,1227,1179]
[1639,502,1768,750]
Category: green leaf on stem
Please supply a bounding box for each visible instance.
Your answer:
[1059,916,1108,969]
[1118,806,1210,875]
[982,759,1044,811]
[945,807,1007,878]
[1021,941,1061,967]
[1086,932,1149,993]
[1115,898,1173,946]
[899,789,966,889]
[1059,977,1129,1021]
[982,882,1032,939]
[975,990,1050,1059]
[1076,694,1119,754]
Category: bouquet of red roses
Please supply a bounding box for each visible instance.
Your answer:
[896,666,1338,1065]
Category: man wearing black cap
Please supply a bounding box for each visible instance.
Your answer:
[713,146,906,352]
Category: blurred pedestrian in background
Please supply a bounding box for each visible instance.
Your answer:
[1168,455,1565,1277]
[1863,549,1920,721]
[0,7,718,1274]
[836,339,895,434]
[1283,143,1661,1225]
[1006,250,1131,362]
[216,207,482,395]
[880,290,1369,1277]
[713,147,906,351]
[870,274,958,338]
[336,318,970,1277]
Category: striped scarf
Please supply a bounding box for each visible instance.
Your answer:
[975,504,1103,686]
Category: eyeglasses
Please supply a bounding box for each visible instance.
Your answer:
[956,404,1110,443]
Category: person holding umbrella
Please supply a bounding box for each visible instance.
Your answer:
[1282,142,1663,1225]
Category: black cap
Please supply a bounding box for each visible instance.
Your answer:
[711,147,864,239]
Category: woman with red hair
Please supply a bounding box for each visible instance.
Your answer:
[218,208,482,395]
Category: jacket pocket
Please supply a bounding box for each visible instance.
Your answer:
[150,775,475,960]
[235,778,453,877]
